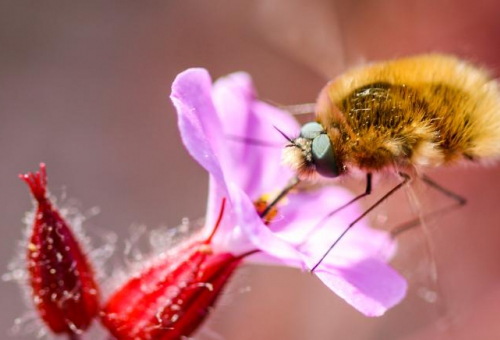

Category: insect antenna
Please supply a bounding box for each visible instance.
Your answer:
[272,125,306,152]
[273,125,294,143]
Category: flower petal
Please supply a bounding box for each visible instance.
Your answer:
[271,186,395,263]
[212,72,300,199]
[206,177,256,255]
[170,68,225,186]
[314,258,407,317]
[227,183,305,268]
[228,183,406,315]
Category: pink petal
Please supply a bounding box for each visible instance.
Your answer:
[229,183,406,315]
[314,258,407,317]
[271,186,395,263]
[212,72,300,199]
[170,68,225,186]
[205,176,255,255]
[269,186,359,243]
[205,175,226,231]
[227,183,306,268]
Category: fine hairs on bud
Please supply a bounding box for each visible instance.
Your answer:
[101,199,253,339]
[102,218,203,300]
[6,164,103,337]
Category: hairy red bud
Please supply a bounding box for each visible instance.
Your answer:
[20,164,100,335]
[102,239,242,340]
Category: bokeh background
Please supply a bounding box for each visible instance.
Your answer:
[1,1,500,339]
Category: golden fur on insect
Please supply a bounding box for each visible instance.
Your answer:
[283,54,500,179]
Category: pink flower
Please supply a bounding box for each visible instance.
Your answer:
[170,69,407,316]
[20,164,100,336]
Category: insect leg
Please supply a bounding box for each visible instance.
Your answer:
[296,173,374,244]
[263,100,317,116]
[421,174,467,205]
[324,173,373,217]
[390,175,466,238]
[281,103,316,116]
[311,172,410,272]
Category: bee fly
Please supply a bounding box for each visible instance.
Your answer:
[281,54,500,270]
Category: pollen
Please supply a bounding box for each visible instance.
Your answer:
[254,193,283,224]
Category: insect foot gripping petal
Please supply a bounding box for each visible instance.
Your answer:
[19,164,100,336]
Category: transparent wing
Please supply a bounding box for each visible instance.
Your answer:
[398,178,447,316]
[387,170,466,324]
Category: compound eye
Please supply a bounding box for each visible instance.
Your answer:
[311,134,340,178]
[300,122,323,139]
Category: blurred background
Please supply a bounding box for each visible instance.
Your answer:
[1,0,500,339]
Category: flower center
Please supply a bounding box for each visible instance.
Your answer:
[254,193,281,225]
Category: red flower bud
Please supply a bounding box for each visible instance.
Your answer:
[20,164,100,336]
[102,199,246,339]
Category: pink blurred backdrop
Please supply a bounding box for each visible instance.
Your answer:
[1,1,500,339]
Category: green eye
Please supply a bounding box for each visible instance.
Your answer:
[300,122,323,139]
[312,134,340,178]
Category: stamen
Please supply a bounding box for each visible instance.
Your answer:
[236,249,260,260]
[254,196,279,224]
[205,198,226,244]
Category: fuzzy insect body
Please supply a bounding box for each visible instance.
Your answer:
[284,54,500,178]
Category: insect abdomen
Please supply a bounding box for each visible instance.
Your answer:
[317,54,500,170]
